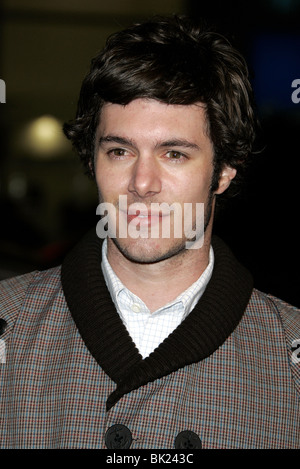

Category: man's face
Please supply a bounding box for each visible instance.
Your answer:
[94,98,234,264]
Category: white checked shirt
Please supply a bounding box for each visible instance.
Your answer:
[101,240,214,359]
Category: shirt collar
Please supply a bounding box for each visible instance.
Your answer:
[101,238,214,318]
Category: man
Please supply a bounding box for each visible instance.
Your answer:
[0,16,299,449]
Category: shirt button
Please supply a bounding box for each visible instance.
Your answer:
[131,303,141,313]
[174,430,202,449]
[0,319,8,336]
[105,424,132,449]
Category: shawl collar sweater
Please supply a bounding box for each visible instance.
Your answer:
[61,230,253,410]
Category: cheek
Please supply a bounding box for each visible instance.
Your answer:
[177,172,212,204]
[95,166,128,202]
[95,169,111,200]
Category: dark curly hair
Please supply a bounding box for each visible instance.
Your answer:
[63,15,258,197]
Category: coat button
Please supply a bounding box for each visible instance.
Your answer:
[105,424,132,449]
[174,430,202,449]
[0,319,7,336]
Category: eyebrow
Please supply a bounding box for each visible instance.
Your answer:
[98,135,135,147]
[157,139,201,151]
[98,135,201,151]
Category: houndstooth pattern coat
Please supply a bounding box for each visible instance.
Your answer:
[0,232,299,449]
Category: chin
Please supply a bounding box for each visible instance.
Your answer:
[111,237,189,265]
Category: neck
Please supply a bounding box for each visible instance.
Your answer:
[107,233,211,312]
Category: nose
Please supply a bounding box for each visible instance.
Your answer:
[128,155,162,198]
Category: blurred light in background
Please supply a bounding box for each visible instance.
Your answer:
[19,115,69,158]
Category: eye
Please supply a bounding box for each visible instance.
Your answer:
[107,148,129,159]
[165,150,186,162]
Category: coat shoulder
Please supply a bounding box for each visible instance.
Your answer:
[247,288,300,393]
[0,266,62,337]
[249,288,300,333]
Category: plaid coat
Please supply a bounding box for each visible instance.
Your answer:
[0,233,299,449]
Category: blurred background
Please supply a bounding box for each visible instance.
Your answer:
[0,0,299,306]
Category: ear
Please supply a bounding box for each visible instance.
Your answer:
[214,165,237,195]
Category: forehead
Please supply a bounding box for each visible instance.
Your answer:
[97,99,210,144]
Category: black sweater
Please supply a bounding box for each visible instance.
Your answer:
[61,230,253,410]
